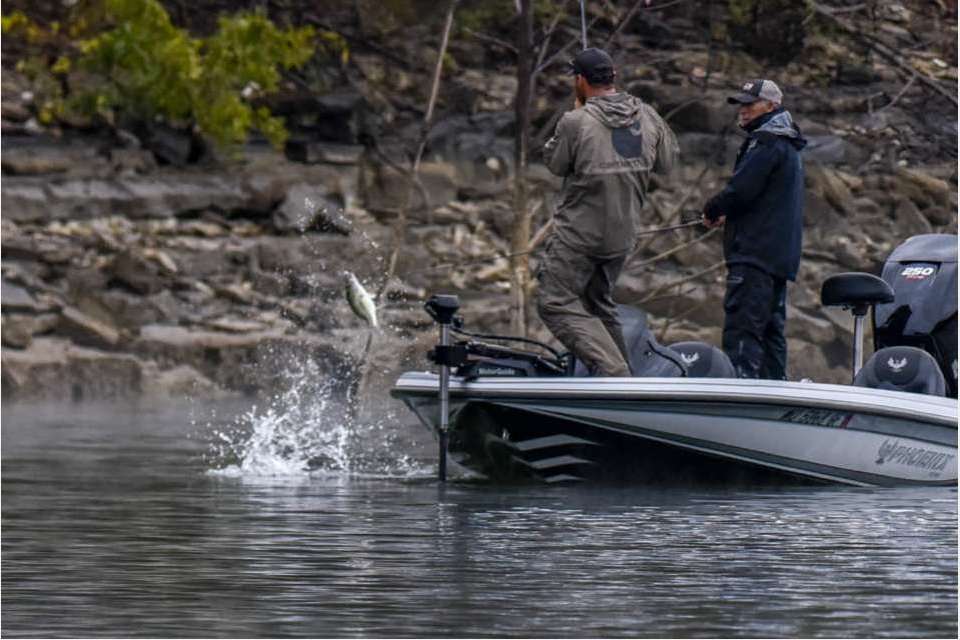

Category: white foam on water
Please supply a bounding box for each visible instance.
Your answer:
[201,357,429,480]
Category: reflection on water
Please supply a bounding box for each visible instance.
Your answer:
[2,401,957,638]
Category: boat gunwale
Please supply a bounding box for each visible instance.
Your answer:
[391,372,960,428]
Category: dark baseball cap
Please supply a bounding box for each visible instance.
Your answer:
[567,47,615,84]
[727,79,783,105]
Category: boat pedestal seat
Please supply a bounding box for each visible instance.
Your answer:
[854,346,947,397]
[821,272,894,312]
[572,305,686,378]
[667,342,736,378]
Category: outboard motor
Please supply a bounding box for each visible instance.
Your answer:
[873,234,957,397]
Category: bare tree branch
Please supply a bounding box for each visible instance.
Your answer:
[811,2,957,107]
[376,0,459,303]
[463,27,518,54]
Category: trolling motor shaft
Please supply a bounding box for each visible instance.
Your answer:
[425,294,462,482]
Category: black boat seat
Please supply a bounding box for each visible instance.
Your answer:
[572,305,685,377]
[821,272,894,309]
[667,342,736,378]
[853,346,947,396]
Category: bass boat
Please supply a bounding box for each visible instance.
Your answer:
[391,234,958,486]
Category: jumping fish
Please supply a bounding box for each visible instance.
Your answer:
[343,271,378,328]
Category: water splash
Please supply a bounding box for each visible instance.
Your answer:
[201,357,429,480]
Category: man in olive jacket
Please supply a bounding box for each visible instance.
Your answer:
[539,48,678,376]
[703,79,807,379]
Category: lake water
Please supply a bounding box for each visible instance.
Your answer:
[2,389,957,638]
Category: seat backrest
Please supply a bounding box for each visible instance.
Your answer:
[853,346,947,396]
[668,341,737,378]
[572,305,685,377]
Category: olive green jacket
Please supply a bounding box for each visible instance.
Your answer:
[544,92,679,258]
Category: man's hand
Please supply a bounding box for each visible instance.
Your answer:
[702,214,725,229]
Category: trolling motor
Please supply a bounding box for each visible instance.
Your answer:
[424,294,464,482]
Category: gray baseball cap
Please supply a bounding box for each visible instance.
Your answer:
[727,79,783,105]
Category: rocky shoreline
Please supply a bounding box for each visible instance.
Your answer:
[2,4,956,403]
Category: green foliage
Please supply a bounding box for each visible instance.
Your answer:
[2,0,343,151]
[77,0,316,149]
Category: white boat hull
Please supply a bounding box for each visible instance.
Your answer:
[392,373,959,486]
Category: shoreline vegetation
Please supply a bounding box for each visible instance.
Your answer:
[1,0,957,403]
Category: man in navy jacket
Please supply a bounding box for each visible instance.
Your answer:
[702,79,807,379]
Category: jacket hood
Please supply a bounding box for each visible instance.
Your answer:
[746,108,807,150]
[583,92,645,128]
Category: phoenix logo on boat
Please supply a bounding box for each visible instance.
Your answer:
[887,357,908,372]
[874,439,954,471]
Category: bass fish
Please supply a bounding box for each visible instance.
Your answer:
[343,271,378,328]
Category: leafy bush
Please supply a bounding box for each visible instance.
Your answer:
[3,0,334,151]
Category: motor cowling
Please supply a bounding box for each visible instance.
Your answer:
[873,234,957,397]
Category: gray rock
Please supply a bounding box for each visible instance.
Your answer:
[285,141,364,165]
[852,197,881,216]
[786,338,849,385]
[2,338,143,401]
[2,312,60,349]
[803,193,847,233]
[803,135,851,166]
[892,197,934,236]
[141,123,201,166]
[786,307,837,345]
[133,325,355,394]
[59,306,121,349]
[2,147,76,175]
[363,161,458,212]
[806,164,854,215]
[111,250,168,295]
[2,315,33,348]
[676,133,740,165]
[629,83,733,134]
[924,205,956,227]
[250,268,291,297]
[1,280,39,312]
[85,289,178,330]
[1,181,47,222]
[141,363,227,400]
[109,148,157,175]
[273,184,349,234]
[1,101,30,123]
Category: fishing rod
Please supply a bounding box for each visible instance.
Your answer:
[579,0,588,49]
[408,216,704,274]
[635,218,701,236]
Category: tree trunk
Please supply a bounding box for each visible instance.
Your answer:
[510,0,535,336]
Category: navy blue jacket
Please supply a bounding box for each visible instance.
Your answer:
[704,108,807,281]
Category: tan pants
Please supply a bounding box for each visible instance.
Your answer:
[536,240,631,376]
